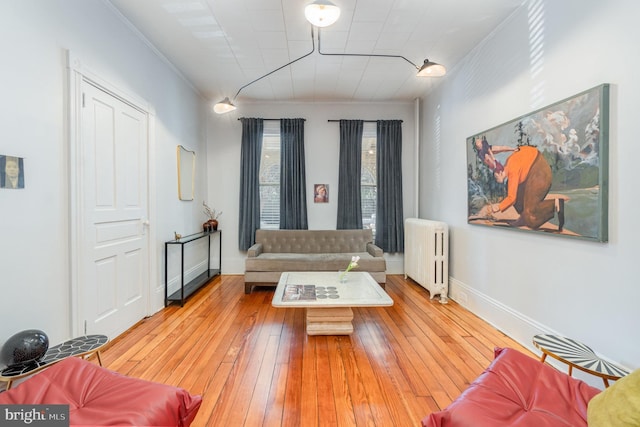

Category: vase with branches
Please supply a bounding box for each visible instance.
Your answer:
[203,201,222,232]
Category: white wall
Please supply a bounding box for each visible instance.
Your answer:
[419,0,639,383]
[0,1,207,346]
[7,0,633,387]
[206,101,417,275]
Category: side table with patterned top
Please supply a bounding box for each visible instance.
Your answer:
[533,334,629,388]
[0,334,109,390]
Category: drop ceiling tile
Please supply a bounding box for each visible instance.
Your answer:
[374,32,410,50]
[262,48,293,67]
[107,0,526,103]
[178,15,218,27]
[348,22,385,41]
[248,10,285,32]
[256,31,288,49]
[162,2,207,14]
[352,0,392,22]
[345,39,377,53]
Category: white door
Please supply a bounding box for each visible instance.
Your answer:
[80,80,150,339]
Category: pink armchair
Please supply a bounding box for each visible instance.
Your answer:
[0,357,202,426]
[422,347,600,427]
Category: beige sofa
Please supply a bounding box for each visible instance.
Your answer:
[244,229,386,294]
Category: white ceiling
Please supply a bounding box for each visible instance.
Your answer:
[107,0,525,104]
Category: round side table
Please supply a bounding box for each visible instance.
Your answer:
[0,334,109,390]
[533,334,629,388]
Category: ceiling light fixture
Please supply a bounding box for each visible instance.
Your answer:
[304,0,340,28]
[317,29,446,78]
[213,97,236,114]
[213,28,316,114]
[416,59,447,77]
[213,1,445,114]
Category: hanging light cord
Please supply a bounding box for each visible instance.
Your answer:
[232,27,316,102]
[224,25,432,108]
[317,28,420,70]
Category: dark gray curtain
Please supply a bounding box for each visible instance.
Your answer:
[238,118,264,250]
[376,120,404,252]
[279,118,308,229]
[337,120,363,229]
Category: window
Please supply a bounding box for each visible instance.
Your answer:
[361,122,377,235]
[259,121,281,229]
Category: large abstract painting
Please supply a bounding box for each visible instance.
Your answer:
[467,84,609,242]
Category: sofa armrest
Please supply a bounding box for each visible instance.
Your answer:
[247,243,263,257]
[366,242,383,257]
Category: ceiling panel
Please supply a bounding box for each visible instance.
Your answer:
[107,0,526,104]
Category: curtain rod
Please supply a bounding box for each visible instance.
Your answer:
[327,120,403,123]
[237,118,306,121]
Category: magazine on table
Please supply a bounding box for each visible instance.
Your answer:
[282,284,316,301]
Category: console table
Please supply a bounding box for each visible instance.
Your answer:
[165,230,221,306]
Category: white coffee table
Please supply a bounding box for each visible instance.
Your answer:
[272,271,393,335]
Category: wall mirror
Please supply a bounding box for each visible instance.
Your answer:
[177,145,195,201]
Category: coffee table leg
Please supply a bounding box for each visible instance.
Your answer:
[306,307,354,335]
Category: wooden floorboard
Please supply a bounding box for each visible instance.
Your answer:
[100,274,535,427]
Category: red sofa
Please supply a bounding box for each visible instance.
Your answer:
[0,357,202,426]
[422,347,600,427]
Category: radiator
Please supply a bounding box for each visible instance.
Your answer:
[404,218,449,303]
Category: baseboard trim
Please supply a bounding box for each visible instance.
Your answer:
[447,276,624,388]
[448,277,552,349]
[165,260,209,297]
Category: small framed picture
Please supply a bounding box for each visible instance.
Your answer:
[314,184,329,203]
[0,155,25,189]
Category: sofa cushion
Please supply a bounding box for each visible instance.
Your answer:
[588,368,640,427]
[0,357,202,427]
[245,252,385,272]
[254,229,375,253]
[421,347,601,427]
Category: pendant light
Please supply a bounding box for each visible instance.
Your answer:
[213,1,446,115]
[213,97,236,114]
[416,59,447,77]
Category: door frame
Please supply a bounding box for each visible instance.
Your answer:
[67,50,157,337]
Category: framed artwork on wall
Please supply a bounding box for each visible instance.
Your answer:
[0,155,25,189]
[314,184,329,203]
[177,145,195,201]
[466,84,609,242]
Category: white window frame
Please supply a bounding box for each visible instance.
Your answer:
[361,122,377,236]
[259,121,281,229]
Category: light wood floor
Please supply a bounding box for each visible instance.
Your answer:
[101,274,535,427]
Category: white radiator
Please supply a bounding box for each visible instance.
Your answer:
[404,218,449,303]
